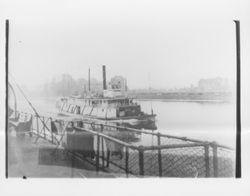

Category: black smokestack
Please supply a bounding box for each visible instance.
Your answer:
[102,65,107,90]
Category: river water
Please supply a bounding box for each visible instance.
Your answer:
[138,100,235,147]
[13,96,236,147]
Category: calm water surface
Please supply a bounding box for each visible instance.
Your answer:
[15,97,236,147]
[138,100,235,147]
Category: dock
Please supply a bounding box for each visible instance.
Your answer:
[8,129,116,178]
[8,111,235,178]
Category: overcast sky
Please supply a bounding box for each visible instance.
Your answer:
[2,0,250,89]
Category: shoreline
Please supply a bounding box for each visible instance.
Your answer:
[136,98,232,103]
[27,95,233,104]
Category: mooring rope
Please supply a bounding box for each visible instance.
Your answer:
[9,73,51,142]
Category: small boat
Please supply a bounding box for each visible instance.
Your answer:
[56,66,157,130]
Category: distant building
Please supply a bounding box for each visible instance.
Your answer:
[103,76,128,98]
[109,76,127,91]
[197,77,231,92]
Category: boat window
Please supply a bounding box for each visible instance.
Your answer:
[70,105,76,113]
[67,105,72,112]
[75,106,80,114]
[66,104,71,112]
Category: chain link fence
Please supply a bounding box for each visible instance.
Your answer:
[13,111,235,178]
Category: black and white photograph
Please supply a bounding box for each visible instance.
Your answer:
[1,0,250,195]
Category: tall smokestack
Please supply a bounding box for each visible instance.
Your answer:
[88,68,90,91]
[102,65,107,90]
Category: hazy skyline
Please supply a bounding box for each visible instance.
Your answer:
[2,0,250,90]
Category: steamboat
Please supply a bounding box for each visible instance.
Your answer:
[56,66,156,129]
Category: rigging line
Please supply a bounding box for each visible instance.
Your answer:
[8,82,17,119]
[8,73,51,139]
[9,73,39,115]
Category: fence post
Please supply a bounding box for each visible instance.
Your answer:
[106,149,110,167]
[29,115,33,137]
[157,132,162,177]
[204,144,210,177]
[36,115,39,135]
[212,142,218,177]
[43,116,46,139]
[96,133,100,172]
[125,147,129,177]
[100,124,105,168]
[31,115,33,131]
[50,118,54,144]
[138,145,144,176]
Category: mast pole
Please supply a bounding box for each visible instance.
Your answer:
[234,20,241,178]
[88,67,91,92]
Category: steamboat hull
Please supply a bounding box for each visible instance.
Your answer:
[57,109,157,130]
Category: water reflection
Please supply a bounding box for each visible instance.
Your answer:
[101,121,157,145]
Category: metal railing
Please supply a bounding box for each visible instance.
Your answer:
[11,111,235,177]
